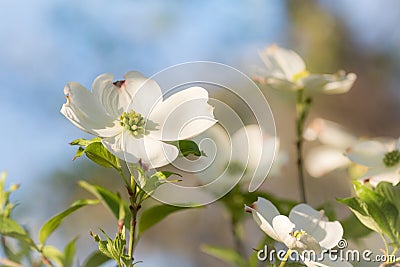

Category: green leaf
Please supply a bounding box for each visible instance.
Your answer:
[338,196,381,233]
[78,181,131,227]
[341,213,372,241]
[69,137,101,146]
[172,140,203,157]
[63,238,77,267]
[137,204,200,237]
[43,241,79,267]
[140,171,181,198]
[42,246,64,267]
[70,138,121,170]
[201,245,247,267]
[0,172,20,217]
[39,199,99,245]
[0,216,36,249]
[0,216,26,236]
[355,182,399,244]
[375,182,400,211]
[121,255,134,267]
[84,142,121,170]
[339,182,400,248]
[248,236,272,267]
[82,251,111,267]
[91,228,127,264]
[152,171,182,179]
[375,182,400,238]
[73,147,85,160]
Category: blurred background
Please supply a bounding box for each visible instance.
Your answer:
[1,0,400,266]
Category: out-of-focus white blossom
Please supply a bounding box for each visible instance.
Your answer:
[346,138,400,186]
[304,118,357,178]
[256,45,357,94]
[192,124,287,193]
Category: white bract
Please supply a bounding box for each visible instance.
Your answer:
[192,124,286,193]
[346,138,400,186]
[257,45,357,94]
[61,71,216,168]
[304,118,357,178]
[245,197,351,267]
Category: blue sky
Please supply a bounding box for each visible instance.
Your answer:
[1,1,399,266]
[0,0,286,189]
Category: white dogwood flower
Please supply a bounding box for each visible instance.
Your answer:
[304,118,357,178]
[346,138,400,186]
[61,71,216,168]
[245,197,351,267]
[257,45,357,94]
[192,124,286,193]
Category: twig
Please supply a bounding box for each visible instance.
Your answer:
[0,258,23,267]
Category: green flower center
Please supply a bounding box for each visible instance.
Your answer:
[383,150,400,167]
[119,110,146,137]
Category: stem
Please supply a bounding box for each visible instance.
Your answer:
[278,249,292,267]
[230,217,245,258]
[388,247,398,265]
[128,206,137,259]
[117,168,130,189]
[117,165,140,262]
[41,254,55,267]
[378,233,392,266]
[1,236,11,260]
[128,175,140,260]
[295,89,311,203]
